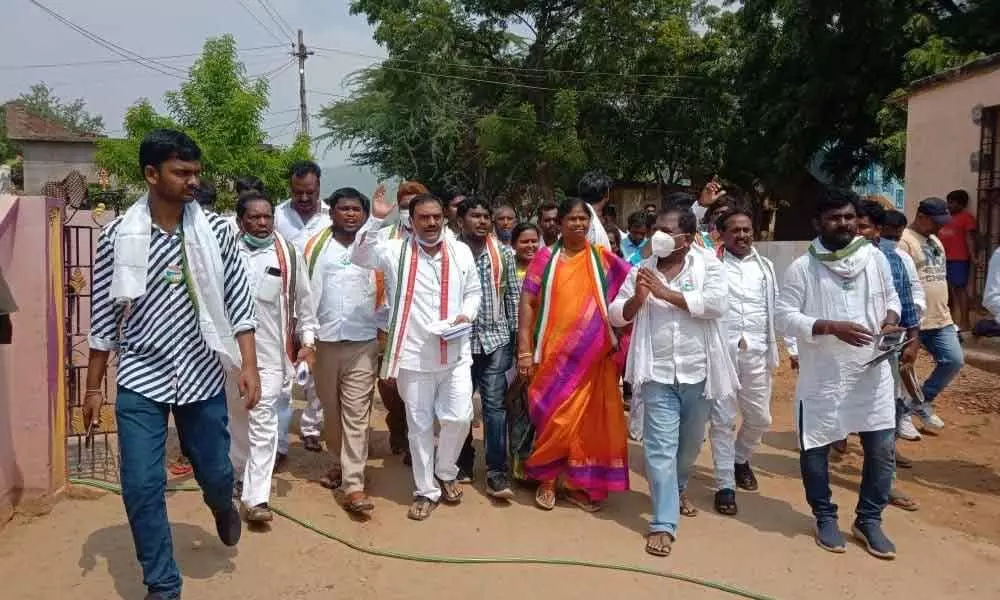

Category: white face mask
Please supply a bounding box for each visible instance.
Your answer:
[417,230,444,247]
[650,231,680,257]
[398,211,412,230]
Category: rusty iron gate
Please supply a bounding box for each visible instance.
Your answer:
[64,195,122,482]
[975,105,1000,297]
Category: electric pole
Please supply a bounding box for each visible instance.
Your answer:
[294,29,313,137]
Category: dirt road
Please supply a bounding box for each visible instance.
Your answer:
[2,355,999,600]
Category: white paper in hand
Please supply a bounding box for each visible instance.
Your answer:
[442,322,472,341]
[296,361,312,386]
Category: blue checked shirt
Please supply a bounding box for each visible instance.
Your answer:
[878,238,920,329]
[468,241,519,355]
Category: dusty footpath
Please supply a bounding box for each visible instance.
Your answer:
[2,354,1000,600]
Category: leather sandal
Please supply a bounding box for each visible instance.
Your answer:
[344,491,375,514]
[645,532,674,557]
[407,496,437,521]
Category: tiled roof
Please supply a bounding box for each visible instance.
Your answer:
[4,102,102,143]
[902,52,1000,99]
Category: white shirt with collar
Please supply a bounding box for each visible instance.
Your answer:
[352,217,481,372]
[239,237,318,374]
[274,199,332,252]
[309,234,386,342]
[722,250,770,354]
[611,250,727,385]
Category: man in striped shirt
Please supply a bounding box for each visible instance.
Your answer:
[83,129,259,600]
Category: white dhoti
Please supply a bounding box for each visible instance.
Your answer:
[710,349,773,489]
[228,369,287,507]
[396,366,474,503]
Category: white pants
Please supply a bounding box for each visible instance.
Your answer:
[709,349,772,490]
[229,369,288,507]
[397,366,473,503]
[298,378,324,438]
[277,380,292,455]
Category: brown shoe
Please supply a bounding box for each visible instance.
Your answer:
[344,491,375,515]
[302,436,323,452]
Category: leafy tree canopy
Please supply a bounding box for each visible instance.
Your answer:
[97,35,312,208]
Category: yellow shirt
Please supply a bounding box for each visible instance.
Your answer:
[899,228,952,330]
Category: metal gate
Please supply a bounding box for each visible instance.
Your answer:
[976,105,1000,296]
[64,195,121,482]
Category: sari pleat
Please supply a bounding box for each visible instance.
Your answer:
[522,244,631,501]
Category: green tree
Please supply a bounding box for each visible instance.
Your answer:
[319,0,728,204]
[1,83,104,163]
[97,35,312,207]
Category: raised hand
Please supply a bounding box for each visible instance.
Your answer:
[699,177,726,207]
[372,182,392,219]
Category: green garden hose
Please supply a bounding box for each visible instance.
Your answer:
[69,477,780,600]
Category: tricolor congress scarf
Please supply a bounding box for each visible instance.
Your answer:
[305,228,386,310]
[532,241,616,364]
[380,236,462,378]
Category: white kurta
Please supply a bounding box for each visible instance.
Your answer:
[352,217,482,372]
[232,238,318,506]
[774,243,901,450]
[274,200,332,252]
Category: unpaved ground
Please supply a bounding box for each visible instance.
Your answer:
[2,353,1000,600]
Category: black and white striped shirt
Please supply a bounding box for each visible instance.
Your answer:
[89,212,256,405]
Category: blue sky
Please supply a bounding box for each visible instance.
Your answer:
[2,0,384,166]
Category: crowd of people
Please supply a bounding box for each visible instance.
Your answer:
[81,128,1000,600]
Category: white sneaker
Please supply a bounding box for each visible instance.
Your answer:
[919,412,945,432]
[896,417,921,441]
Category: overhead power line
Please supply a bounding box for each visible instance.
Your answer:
[0,45,287,71]
[257,0,294,40]
[311,45,706,80]
[26,0,187,78]
[311,54,701,101]
[234,0,288,47]
[306,89,680,135]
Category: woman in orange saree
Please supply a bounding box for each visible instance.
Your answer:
[516,198,632,512]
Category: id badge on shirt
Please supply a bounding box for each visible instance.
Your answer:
[163,264,183,285]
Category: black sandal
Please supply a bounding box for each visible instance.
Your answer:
[734,462,759,492]
[714,488,738,516]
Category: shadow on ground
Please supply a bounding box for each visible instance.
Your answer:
[79,522,236,599]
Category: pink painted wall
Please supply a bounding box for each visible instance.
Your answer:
[903,66,1000,217]
[0,195,61,525]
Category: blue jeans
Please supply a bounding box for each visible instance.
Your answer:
[642,379,710,536]
[800,428,894,526]
[918,326,964,408]
[457,343,513,476]
[116,387,234,598]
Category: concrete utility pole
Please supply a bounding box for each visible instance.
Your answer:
[294,29,313,137]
